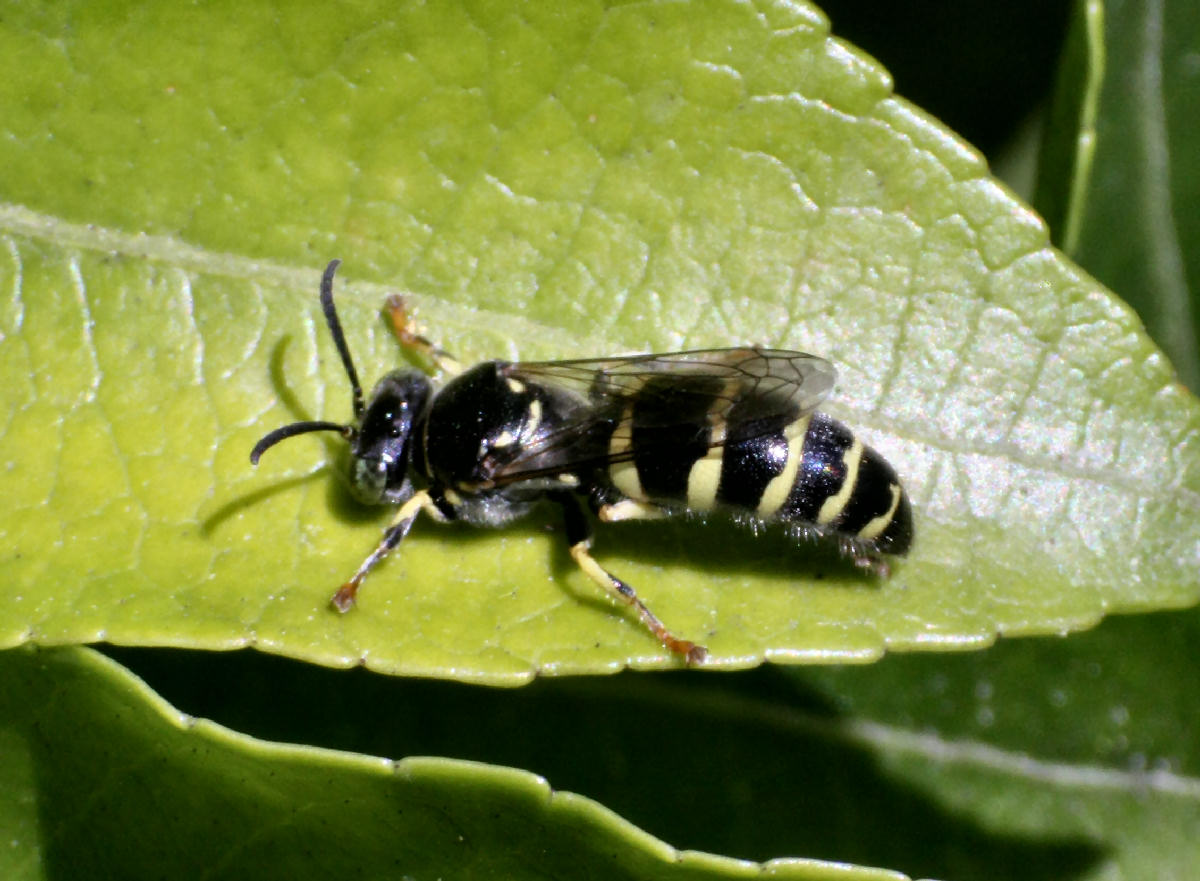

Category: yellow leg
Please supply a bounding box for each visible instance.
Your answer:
[597,499,667,523]
[384,294,463,376]
[331,490,445,611]
[569,540,708,664]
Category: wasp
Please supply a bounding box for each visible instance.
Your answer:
[251,260,912,663]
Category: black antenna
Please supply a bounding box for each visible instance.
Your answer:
[250,421,352,465]
[320,259,365,419]
[248,259,364,466]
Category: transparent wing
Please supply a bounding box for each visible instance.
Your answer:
[486,348,835,486]
[514,348,834,413]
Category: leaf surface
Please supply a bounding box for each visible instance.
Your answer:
[8,642,1199,881]
[1,0,1198,682]
[1,645,912,881]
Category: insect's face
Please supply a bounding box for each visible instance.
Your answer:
[350,369,433,504]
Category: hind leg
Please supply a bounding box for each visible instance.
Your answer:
[552,492,706,664]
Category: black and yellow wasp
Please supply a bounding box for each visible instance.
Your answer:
[251,261,912,663]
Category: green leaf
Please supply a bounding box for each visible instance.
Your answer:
[10,641,1196,880]
[1,645,913,881]
[1,0,1198,683]
[5,3,1199,880]
[803,605,1200,880]
[1035,0,1200,390]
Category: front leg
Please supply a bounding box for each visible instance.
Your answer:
[551,491,707,664]
[331,489,447,611]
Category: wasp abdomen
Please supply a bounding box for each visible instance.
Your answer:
[776,413,912,554]
[607,395,911,556]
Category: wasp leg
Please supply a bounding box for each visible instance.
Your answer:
[553,492,707,665]
[384,294,463,376]
[331,489,446,611]
[597,499,668,523]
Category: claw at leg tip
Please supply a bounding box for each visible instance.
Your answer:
[331,586,357,613]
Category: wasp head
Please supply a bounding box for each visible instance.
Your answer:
[249,260,431,506]
[347,369,431,503]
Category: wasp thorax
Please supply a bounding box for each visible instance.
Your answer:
[350,369,433,504]
[421,361,536,488]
